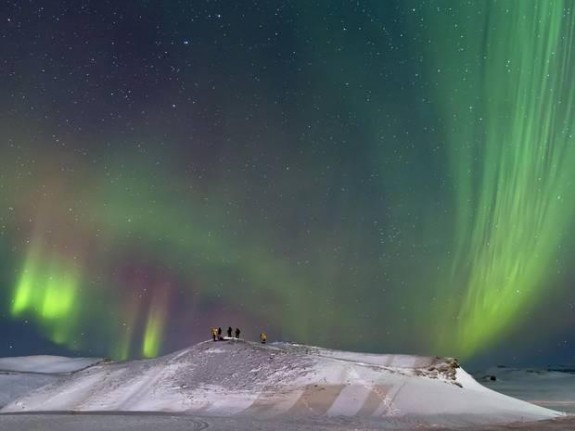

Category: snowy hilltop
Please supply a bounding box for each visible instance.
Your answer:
[0,340,564,428]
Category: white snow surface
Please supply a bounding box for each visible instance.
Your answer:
[0,355,102,408]
[0,341,564,428]
[478,366,575,414]
[0,355,102,374]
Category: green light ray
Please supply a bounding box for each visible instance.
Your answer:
[142,308,164,358]
[418,0,575,357]
[12,239,81,345]
[142,291,168,358]
[12,240,42,316]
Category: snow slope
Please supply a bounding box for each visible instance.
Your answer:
[0,373,57,409]
[0,355,102,408]
[1,341,563,427]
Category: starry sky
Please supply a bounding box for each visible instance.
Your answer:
[1,0,575,367]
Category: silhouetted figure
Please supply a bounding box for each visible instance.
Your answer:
[217,327,223,341]
[260,332,267,344]
[227,326,232,338]
[235,327,241,339]
[211,328,218,341]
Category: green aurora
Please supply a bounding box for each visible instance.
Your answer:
[2,1,575,362]
[417,0,575,356]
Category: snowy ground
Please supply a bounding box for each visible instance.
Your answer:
[0,355,102,410]
[477,366,575,414]
[0,412,573,431]
[0,341,571,430]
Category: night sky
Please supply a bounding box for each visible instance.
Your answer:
[2,0,575,367]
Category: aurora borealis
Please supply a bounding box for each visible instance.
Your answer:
[427,1,575,356]
[2,0,575,365]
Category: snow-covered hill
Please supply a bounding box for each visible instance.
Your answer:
[0,341,563,427]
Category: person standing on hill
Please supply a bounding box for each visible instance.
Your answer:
[235,327,241,339]
[217,327,223,340]
[260,332,267,344]
[227,326,232,338]
[211,328,218,341]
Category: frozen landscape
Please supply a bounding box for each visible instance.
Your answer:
[3,0,575,429]
[0,340,573,430]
